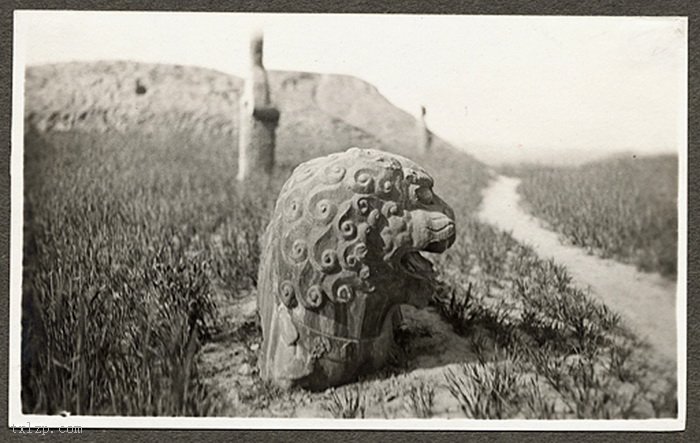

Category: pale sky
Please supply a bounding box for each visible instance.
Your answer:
[16,11,687,164]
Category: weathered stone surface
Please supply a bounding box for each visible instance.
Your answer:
[237,31,280,182]
[257,147,456,390]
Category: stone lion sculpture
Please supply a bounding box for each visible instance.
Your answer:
[257,147,456,390]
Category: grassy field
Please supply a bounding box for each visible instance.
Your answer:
[21,62,677,419]
[509,155,678,277]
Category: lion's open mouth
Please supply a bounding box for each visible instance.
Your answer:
[425,235,454,253]
[400,250,436,280]
[425,220,455,251]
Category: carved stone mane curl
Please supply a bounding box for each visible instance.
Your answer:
[264,148,420,334]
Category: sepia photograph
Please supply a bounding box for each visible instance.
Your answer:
[9,10,687,430]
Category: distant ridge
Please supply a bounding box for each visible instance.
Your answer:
[24,61,480,168]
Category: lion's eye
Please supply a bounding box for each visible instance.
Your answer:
[416,187,434,204]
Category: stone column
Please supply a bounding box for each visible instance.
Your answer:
[237,31,280,182]
[417,105,432,155]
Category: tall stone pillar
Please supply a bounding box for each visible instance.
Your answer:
[237,31,280,182]
[417,105,432,155]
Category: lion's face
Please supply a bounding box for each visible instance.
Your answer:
[264,147,455,342]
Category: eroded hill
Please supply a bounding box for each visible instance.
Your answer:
[25,62,459,166]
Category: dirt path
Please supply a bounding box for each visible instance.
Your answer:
[478,175,678,362]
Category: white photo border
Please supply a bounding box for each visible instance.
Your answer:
[8,10,689,431]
